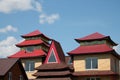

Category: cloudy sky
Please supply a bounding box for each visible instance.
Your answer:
[0,0,120,57]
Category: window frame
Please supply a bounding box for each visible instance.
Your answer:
[85,57,98,70]
[25,61,35,72]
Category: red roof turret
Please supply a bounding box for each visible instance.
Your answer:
[8,30,51,58]
[21,30,51,40]
[75,32,117,46]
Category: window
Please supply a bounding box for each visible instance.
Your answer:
[8,72,12,80]
[20,75,23,80]
[26,46,34,52]
[48,50,57,63]
[86,77,100,80]
[86,57,98,69]
[25,61,35,71]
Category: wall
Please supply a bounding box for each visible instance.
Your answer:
[74,54,111,72]
[21,58,42,79]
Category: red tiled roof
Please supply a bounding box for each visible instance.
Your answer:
[21,30,50,40]
[75,32,107,41]
[8,49,46,58]
[16,39,48,47]
[22,30,42,37]
[75,32,117,46]
[68,44,113,55]
[72,70,118,76]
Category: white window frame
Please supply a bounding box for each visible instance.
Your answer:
[85,57,98,70]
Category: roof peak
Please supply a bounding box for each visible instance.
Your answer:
[21,30,42,38]
[44,40,65,64]
[75,32,107,41]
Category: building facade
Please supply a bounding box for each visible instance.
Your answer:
[68,32,120,80]
[8,30,51,79]
[8,30,120,80]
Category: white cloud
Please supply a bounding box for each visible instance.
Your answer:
[0,36,20,58]
[0,0,42,13]
[114,44,120,55]
[39,13,59,24]
[0,25,17,33]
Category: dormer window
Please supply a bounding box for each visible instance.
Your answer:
[48,50,57,63]
[26,46,34,52]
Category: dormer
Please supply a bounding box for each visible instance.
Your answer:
[75,32,117,47]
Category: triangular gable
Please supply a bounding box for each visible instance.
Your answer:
[44,41,60,64]
[48,49,57,63]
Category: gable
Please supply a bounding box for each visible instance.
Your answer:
[48,49,57,63]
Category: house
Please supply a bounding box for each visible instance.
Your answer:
[0,58,28,80]
[8,30,51,79]
[68,32,120,80]
[33,40,73,80]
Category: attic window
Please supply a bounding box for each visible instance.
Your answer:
[48,50,57,63]
[26,46,34,52]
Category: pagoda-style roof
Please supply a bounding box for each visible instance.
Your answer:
[68,44,114,55]
[33,40,72,80]
[72,70,118,76]
[8,49,46,58]
[16,39,49,47]
[21,30,51,40]
[75,32,117,46]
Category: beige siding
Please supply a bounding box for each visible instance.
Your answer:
[74,54,111,71]
[21,58,42,79]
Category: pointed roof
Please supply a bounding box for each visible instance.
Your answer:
[44,40,65,64]
[16,39,49,47]
[33,40,73,80]
[75,32,117,46]
[0,58,18,76]
[76,32,106,41]
[0,58,28,80]
[8,49,47,58]
[68,44,114,55]
[21,30,50,40]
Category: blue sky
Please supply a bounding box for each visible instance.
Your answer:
[0,0,120,57]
